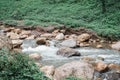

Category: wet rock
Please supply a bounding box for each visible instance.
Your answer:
[21,39,37,48]
[40,65,55,79]
[111,41,120,51]
[12,40,23,48]
[77,33,91,42]
[29,53,41,60]
[60,39,77,48]
[0,34,12,50]
[54,61,94,80]
[94,62,108,72]
[56,47,80,57]
[102,72,120,80]
[55,33,64,40]
[36,37,46,45]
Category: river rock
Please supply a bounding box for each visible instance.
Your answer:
[29,53,41,60]
[102,72,120,80]
[60,39,77,48]
[0,34,12,50]
[19,35,28,39]
[111,41,120,51]
[7,32,20,39]
[26,35,35,39]
[94,62,108,72]
[54,61,94,80]
[36,37,46,45]
[108,64,120,72]
[12,40,23,48]
[56,47,80,57]
[41,33,53,39]
[97,44,103,48]
[55,33,64,40]
[40,65,55,79]
[13,28,22,34]
[21,30,31,35]
[77,33,91,42]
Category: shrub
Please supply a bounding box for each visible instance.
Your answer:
[0,49,50,80]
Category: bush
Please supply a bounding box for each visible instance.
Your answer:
[0,49,50,80]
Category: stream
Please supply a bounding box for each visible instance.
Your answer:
[22,39,120,67]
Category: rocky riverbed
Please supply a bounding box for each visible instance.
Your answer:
[0,25,120,80]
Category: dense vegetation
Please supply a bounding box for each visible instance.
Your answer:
[0,0,120,40]
[0,49,82,80]
[0,49,49,80]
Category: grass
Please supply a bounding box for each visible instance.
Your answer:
[0,0,120,40]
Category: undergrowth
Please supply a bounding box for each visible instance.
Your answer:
[0,49,49,80]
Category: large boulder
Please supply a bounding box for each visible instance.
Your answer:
[56,47,80,57]
[60,39,77,48]
[54,61,94,80]
[111,41,120,51]
[0,34,12,50]
[77,33,91,42]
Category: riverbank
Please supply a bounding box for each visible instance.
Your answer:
[0,0,120,40]
[0,24,120,80]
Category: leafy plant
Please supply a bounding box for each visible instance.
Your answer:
[0,49,50,80]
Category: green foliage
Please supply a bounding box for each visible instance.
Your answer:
[0,0,120,40]
[0,49,50,80]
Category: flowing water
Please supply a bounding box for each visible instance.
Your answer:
[22,39,120,67]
